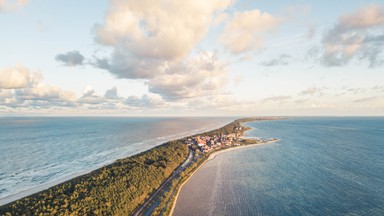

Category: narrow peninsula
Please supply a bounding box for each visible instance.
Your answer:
[0,117,280,215]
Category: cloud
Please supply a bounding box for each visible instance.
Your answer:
[77,85,158,110]
[212,12,229,26]
[0,65,41,89]
[0,65,77,109]
[260,54,290,66]
[55,50,85,66]
[93,0,233,101]
[354,96,383,103]
[306,26,316,40]
[219,9,281,55]
[104,87,118,99]
[299,87,324,96]
[261,95,291,103]
[294,99,310,104]
[372,85,384,92]
[147,51,228,100]
[0,65,179,112]
[0,84,76,109]
[125,94,164,108]
[347,88,365,95]
[0,0,28,12]
[318,4,384,67]
[92,49,162,79]
[82,85,96,98]
[15,83,76,103]
[95,0,232,61]
[283,5,311,18]
[339,5,384,28]
[78,85,111,105]
[95,49,229,100]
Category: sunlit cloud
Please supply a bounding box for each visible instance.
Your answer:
[0,0,28,12]
[317,4,384,67]
[92,0,234,102]
[220,9,281,55]
[0,65,41,89]
[1,1,383,116]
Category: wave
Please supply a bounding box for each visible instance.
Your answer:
[0,117,233,205]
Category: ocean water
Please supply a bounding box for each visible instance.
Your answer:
[0,117,233,205]
[173,117,384,216]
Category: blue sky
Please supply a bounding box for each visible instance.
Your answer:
[0,0,383,116]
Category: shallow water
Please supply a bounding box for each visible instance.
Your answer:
[0,117,233,205]
[173,117,384,216]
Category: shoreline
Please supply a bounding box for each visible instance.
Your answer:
[0,117,282,215]
[169,124,280,215]
[207,139,279,161]
[0,119,234,206]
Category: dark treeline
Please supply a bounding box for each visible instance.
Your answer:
[0,140,188,215]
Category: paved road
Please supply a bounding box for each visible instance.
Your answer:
[132,147,194,216]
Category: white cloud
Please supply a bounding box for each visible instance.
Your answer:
[15,83,76,102]
[0,65,76,109]
[0,64,231,113]
[0,0,28,12]
[82,85,96,98]
[220,9,281,55]
[339,5,384,29]
[0,65,41,89]
[78,85,111,105]
[319,4,384,67]
[95,0,232,61]
[147,51,228,100]
[95,51,229,100]
[93,0,233,102]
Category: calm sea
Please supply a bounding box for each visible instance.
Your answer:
[174,117,384,216]
[0,117,233,205]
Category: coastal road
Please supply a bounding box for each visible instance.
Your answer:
[132,147,194,216]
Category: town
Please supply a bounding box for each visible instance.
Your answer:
[185,126,265,153]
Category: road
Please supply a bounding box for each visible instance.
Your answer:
[132,147,194,216]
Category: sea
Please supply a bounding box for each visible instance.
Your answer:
[173,117,384,216]
[0,117,233,205]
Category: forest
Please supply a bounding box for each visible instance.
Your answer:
[0,140,188,215]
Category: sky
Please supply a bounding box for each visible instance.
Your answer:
[0,0,383,116]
